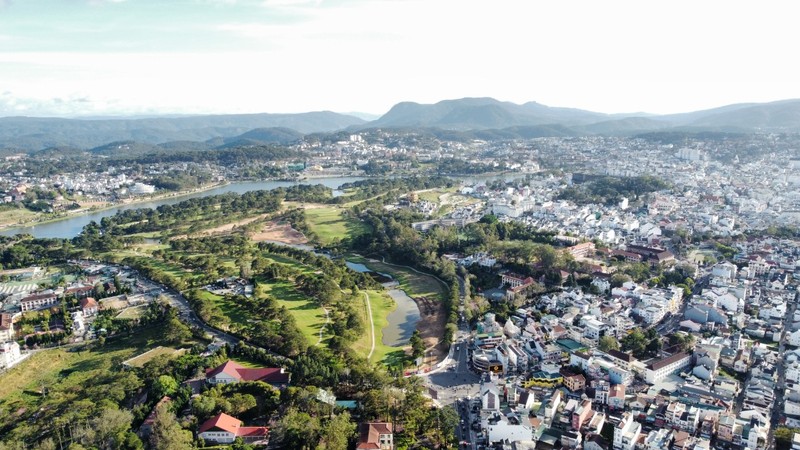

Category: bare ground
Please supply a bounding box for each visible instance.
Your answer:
[197,214,266,235]
[249,221,308,245]
[412,295,447,361]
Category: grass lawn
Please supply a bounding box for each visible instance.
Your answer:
[351,290,399,365]
[196,290,248,324]
[0,327,197,401]
[351,257,447,302]
[304,206,367,245]
[0,207,39,227]
[261,252,315,276]
[122,346,186,368]
[115,305,149,320]
[416,189,445,203]
[257,279,327,346]
[230,356,268,368]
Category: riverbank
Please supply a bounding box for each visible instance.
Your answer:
[0,181,231,233]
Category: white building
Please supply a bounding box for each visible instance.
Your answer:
[0,341,22,370]
[613,412,641,450]
[644,352,692,384]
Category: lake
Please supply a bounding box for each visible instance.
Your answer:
[1,176,366,239]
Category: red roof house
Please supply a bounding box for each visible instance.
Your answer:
[356,422,394,450]
[205,360,290,387]
[198,413,268,444]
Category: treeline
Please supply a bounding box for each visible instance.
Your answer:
[331,176,453,204]
[149,171,213,191]
[0,236,82,269]
[557,175,669,206]
[256,242,382,291]
[90,190,284,235]
[114,145,302,167]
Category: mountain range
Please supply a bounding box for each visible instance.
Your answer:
[2,98,800,152]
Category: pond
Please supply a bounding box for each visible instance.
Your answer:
[345,260,421,346]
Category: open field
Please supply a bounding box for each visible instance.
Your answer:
[257,279,326,346]
[115,305,149,319]
[0,207,39,228]
[351,290,401,365]
[122,345,186,368]
[304,206,367,245]
[0,327,197,401]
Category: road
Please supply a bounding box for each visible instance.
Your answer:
[135,274,291,362]
[767,289,798,449]
[655,274,708,335]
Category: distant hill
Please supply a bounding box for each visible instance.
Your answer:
[0,111,365,151]
[219,127,304,147]
[363,97,800,135]
[3,98,800,153]
[364,97,609,130]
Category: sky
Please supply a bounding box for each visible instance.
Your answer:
[0,0,799,118]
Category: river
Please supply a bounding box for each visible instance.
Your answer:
[1,176,366,239]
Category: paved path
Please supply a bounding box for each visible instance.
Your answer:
[364,291,376,360]
[316,307,330,346]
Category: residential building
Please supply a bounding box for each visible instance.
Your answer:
[197,413,268,445]
[80,297,99,316]
[608,384,625,410]
[356,422,393,450]
[613,412,641,450]
[205,360,290,387]
[0,341,22,369]
[19,292,58,312]
[644,428,673,450]
[644,352,692,384]
[0,313,13,341]
[564,374,586,392]
[501,273,534,289]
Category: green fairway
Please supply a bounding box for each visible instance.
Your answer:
[304,206,367,245]
[261,252,316,276]
[351,290,399,364]
[258,279,327,346]
[196,290,248,324]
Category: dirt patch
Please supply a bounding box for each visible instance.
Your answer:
[249,221,308,245]
[198,214,267,236]
[412,295,448,361]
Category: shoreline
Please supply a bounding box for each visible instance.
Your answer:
[0,181,231,233]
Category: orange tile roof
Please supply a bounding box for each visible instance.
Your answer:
[198,413,242,435]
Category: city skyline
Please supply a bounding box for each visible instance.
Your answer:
[1,0,799,117]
